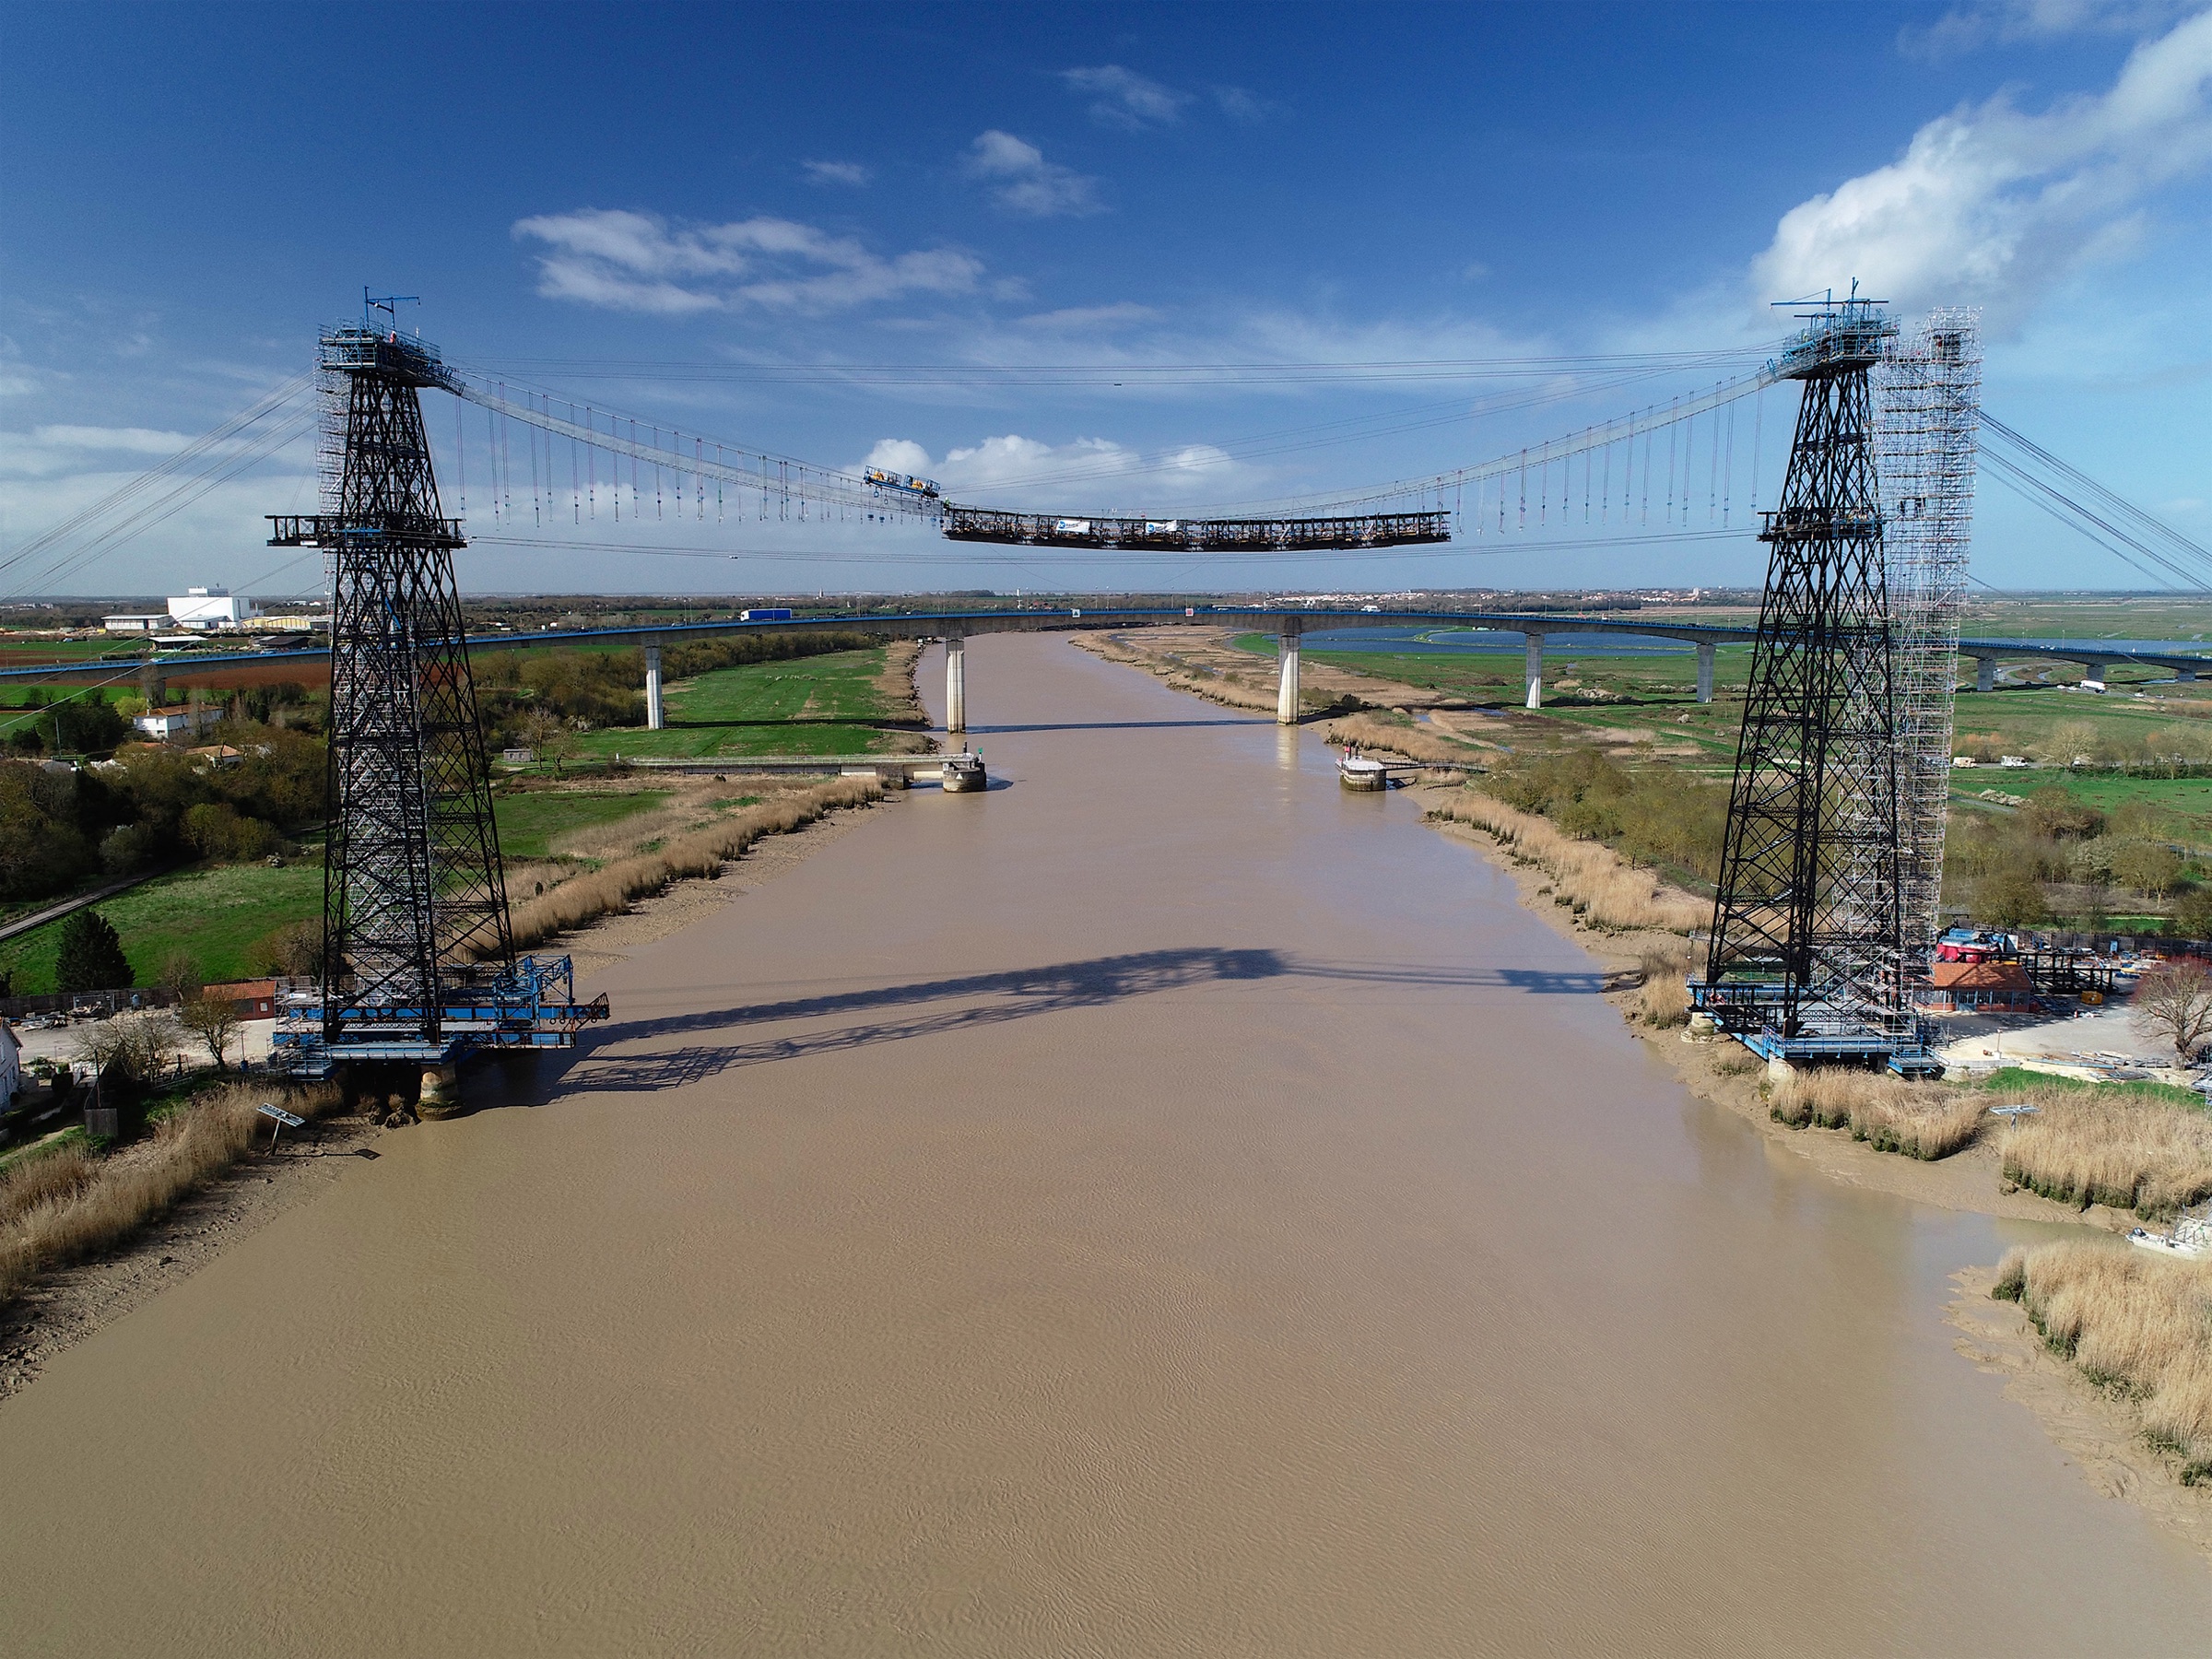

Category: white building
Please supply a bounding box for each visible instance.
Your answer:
[102,613,167,633]
[168,586,257,629]
[135,704,218,740]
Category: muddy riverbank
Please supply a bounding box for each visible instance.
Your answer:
[3,632,2206,1654]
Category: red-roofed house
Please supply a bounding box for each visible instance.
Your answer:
[201,979,277,1019]
[1920,959,2037,1012]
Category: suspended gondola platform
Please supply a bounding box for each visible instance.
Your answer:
[939,504,1449,550]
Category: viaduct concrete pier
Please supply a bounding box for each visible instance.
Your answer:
[1276,621,1300,724]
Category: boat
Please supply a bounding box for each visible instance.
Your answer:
[942,749,987,794]
[2127,1211,2210,1260]
[1338,750,1387,792]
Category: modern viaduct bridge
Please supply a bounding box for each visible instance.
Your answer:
[6,606,2209,733]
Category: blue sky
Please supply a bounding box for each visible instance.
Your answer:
[3,0,2207,598]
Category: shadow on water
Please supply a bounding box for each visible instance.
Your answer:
[476,947,1608,1101]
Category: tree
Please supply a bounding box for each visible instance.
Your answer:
[0,762,97,901]
[248,918,323,979]
[180,802,280,864]
[2130,960,2212,1065]
[99,823,156,876]
[73,1010,180,1104]
[1976,867,2049,929]
[2112,839,2185,897]
[40,697,126,757]
[180,995,241,1072]
[2024,784,2102,840]
[157,949,202,1000]
[2173,884,2212,943]
[54,910,132,994]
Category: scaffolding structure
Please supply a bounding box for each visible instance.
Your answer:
[1876,311,1983,985]
[1697,297,1925,1066]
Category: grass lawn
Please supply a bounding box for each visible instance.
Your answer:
[569,646,912,759]
[1977,1066,2209,1112]
[2021,773,2212,820]
[491,790,670,858]
[0,858,324,994]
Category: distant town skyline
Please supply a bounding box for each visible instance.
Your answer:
[4,1,2207,596]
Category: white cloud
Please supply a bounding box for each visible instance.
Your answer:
[862,438,937,478]
[1903,0,2198,58]
[1016,302,1158,331]
[1212,86,1265,124]
[861,432,1241,509]
[0,424,191,479]
[1061,65,1189,129]
[512,207,983,315]
[0,465,322,596]
[963,132,1103,218]
[1752,8,2212,330]
[802,159,872,187]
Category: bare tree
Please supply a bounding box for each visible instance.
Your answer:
[2129,960,2212,1065]
[74,1011,182,1094]
[157,949,201,1001]
[180,995,241,1073]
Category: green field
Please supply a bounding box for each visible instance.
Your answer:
[0,788,756,994]
[1235,626,2212,784]
[568,646,914,759]
[0,859,324,994]
[1234,630,1756,700]
[1956,600,2212,642]
[2008,772,2212,818]
[491,790,670,858]
[1230,633,1759,767]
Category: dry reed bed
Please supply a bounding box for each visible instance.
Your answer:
[1634,943,1692,1028]
[1320,712,1487,765]
[501,775,881,951]
[1994,1239,2212,1477]
[1070,634,1280,714]
[1427,790,1705,933]
[1159,670,1274,714]
[1770,1069,1988,1159]
[872,639,934,741]
[548,782,765,862]
[1994,1082,2212,1217]
[0,1080,340,1305]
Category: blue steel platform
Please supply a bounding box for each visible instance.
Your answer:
[1688,980,1944,1078]
[273,955,610,1075]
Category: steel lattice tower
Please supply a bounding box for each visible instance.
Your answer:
[1702,299,1905,1042]
[270,320,511,1048]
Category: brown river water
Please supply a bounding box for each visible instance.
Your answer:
[4,632,2208,1654]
